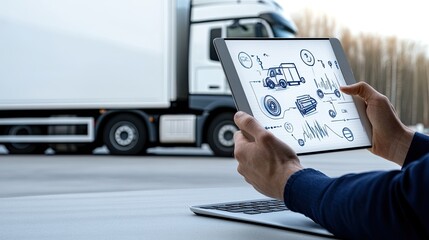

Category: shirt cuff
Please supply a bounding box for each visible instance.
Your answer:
[403,132,429,168]
[284,168,332,220]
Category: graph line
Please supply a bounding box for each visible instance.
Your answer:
[301,120,344,142]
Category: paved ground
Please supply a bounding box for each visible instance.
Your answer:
[0,145,245,198]
[0,145,400,198]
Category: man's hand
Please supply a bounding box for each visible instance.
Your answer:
[341,82,414,166]
[233,111,303,200]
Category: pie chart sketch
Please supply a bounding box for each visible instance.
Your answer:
[238,52,253,69]
[342,127,354,141]
[300,49,315,66]
[284,122,294,133]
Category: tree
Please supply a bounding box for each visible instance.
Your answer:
[292,10,429,126]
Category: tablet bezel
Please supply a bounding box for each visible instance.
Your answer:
[214,37,372,155]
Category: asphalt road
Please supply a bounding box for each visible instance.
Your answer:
[0,146,400,198]
[0,145,246,198]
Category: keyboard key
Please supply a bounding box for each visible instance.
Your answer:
[201,199,289,215]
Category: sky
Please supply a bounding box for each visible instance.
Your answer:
[278,0,429,48]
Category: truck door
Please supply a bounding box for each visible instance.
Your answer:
[189,19,273,95]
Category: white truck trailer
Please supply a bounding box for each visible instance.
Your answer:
[0,0,296,156]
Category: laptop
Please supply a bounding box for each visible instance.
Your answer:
[190,38,372,237]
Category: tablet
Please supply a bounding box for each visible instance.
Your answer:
[214,38,372,154]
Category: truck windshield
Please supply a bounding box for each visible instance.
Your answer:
[272,25,295,38]
[227,22,269,38]
[259,13,297,38]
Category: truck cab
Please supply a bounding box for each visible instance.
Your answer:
[189,0,296,95]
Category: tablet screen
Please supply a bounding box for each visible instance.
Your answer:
[221,38,371,154]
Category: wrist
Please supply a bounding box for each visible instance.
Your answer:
[279,161,303,200]
[391,126,415,166]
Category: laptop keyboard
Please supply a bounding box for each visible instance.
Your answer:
[200,199,289,215]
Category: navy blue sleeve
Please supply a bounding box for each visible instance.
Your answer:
[284,134,429,239]
[403,132,429,167]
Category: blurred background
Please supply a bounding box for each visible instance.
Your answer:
[281,0,429,127]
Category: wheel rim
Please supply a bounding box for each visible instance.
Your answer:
[267,80,275,89]
[9,126,32,150]
[110,122,139,151]
[264,95,281,116]
[217,124,238,147]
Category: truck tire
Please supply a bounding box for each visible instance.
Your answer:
[279,79,287,88]
[207,113,237,157]
[103,114,147,155]
[4,126,46,154]
[266,78,276,89]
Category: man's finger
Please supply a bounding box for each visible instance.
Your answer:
[234,130,254,159]
[340,82,378,102]
[234,130,250,145]
[234,111,266,139]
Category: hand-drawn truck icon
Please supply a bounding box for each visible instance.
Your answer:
[263,63,305,89]
[295,95,317,116]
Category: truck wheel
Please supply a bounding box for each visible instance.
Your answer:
[103,114,147,155]
[207,113,238,157]
[266,79,276,89]
[278,79,287,88]
[4,126,46,154]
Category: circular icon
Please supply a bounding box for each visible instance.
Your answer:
[284,122,294,133]
[329,110,337,118]
[317,89,324,99]
[263,95,281,116]
[342,127,354,142]
[298,139,305,146]
[238,52,253,69]
[334,89,341,98]
[300,49,315,66]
